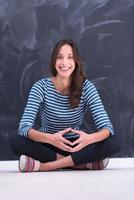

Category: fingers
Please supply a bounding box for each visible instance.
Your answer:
[70,129,84,136]
[61,137,73,146]
[72,138,81,145]
[60,142,74,152]
[73,143,83,152]
[54,128,88,152]
[61,128,72,135]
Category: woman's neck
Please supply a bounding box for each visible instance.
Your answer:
[51,76,71,95]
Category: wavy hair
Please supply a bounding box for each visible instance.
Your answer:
[49,39,86,108]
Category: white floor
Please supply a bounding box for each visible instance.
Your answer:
[0,158,134,200]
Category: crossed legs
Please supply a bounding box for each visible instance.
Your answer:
[10,134,120,172]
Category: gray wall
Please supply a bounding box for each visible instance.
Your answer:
[0,0,134,160]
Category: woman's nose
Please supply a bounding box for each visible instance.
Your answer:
[63,58,68,65]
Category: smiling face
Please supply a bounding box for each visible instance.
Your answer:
[55,44,75,79]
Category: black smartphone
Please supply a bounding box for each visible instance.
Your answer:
[63,132,79,140]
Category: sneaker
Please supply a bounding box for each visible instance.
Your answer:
[19,155,40,172]
[72,158,109,170]
[87,158,109,170]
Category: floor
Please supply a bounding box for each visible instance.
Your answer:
[0,158,134,200]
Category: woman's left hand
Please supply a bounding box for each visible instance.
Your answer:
[70,129,94,152]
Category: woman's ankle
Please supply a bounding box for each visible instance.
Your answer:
[56,153,64,160]
[40,155,74,171]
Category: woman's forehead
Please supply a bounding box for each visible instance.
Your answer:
[58,44,73,54]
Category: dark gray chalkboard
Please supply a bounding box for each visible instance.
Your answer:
[0,0,134,160]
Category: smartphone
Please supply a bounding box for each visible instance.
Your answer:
[63,132,79,140]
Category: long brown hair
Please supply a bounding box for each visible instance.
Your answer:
[49,39,86,108]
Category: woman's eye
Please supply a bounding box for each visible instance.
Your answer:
[68,57,73,59]
[57,56,62,59]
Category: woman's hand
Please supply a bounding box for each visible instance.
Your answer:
[48,128,74,152]
[71,128,110,152]
[70,129,95,152]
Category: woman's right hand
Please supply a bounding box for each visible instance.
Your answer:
[48,128,74,152]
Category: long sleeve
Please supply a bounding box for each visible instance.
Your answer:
[18,80,45,137]
[84,80,114,135]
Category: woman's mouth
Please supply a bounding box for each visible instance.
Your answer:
[59,66,71,71]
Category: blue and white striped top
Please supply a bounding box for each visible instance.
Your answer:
[18,78,114,137]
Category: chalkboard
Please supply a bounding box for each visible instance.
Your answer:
[0,0,134,160]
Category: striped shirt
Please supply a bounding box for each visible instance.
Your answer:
[18,78,114,137]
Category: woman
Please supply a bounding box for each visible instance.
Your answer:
[10,39,119,172]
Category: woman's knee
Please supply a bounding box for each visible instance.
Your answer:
[10,134,26,155]
[108,135,121,154]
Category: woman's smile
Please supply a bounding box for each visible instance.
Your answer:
[55,44,75,77]
[59,65,71,71]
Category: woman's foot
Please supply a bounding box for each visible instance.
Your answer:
[87,158,109,170]
[19,155,40,172]
[73,158,109,170]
